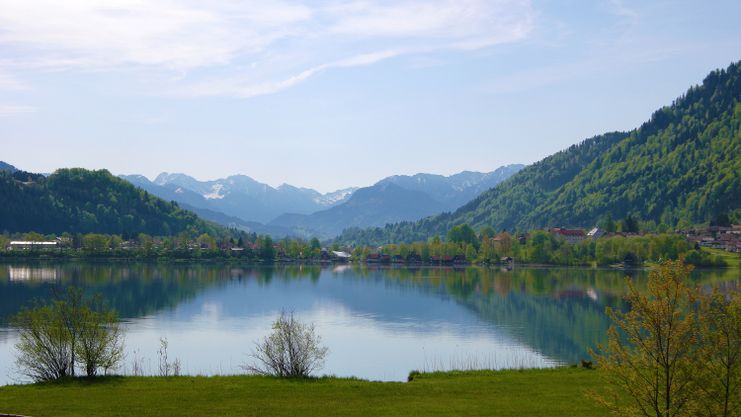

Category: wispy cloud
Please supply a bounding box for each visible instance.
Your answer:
[0,68,27,91]
[0,103,36,116]
[0,0,534,98]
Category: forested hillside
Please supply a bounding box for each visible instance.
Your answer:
[337,61,741,245]
[0,168,222,236]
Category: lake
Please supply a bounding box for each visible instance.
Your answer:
[0,262,737,385]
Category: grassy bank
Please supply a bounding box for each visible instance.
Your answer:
[701,247,741,268]
[0,368,611,417]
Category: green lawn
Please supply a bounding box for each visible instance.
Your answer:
[702,247,741,268]
[0,368,611,417]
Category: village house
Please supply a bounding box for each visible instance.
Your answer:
[586,227,604,240]
[683,224,741,253]
[549,227,587,244]
[331,250,352,262]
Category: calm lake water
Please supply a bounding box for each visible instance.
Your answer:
[0,262,737,384]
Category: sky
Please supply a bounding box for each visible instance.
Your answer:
[1,0,740,193]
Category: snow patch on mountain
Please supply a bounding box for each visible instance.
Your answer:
[203,183,226,200]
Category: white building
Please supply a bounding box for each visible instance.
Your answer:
[8,241,58,250]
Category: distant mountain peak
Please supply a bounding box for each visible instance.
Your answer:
[0,161,19,173]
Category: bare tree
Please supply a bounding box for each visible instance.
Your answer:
[243,311,328,378]
[158,337,170,377]
[130,348,144,376]
[157,337,181,377]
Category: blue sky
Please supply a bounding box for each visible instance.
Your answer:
[1,0,740,192]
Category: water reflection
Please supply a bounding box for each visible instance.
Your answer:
[8,266,59,281]
[0,263,737,384]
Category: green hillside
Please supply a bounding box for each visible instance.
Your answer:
[337,61,741,245]
[0,168,222,236]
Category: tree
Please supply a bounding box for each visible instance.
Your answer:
[621,215,640,233]
[694,290,740,417]
[447,224,479,250]
[13,304,72,381]
[601,213,617,233]
[157,337,181,377]
[58,287,86,377]
[13,288,125,381]
[76,303,124,377]
[243,311,328,378]
[259,236,275,260]
[593,261,698,417]
[465,243,478,261]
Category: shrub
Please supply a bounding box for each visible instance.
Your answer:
[243,311,328,378]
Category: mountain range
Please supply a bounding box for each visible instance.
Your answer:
[121,173,356,225]
[122,165,523,239]
[337,60,741,246]
[269,165,523,238]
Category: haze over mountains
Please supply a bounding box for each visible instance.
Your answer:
[269,165,524,238]
[121,173,356,224]
[121,165,523,238]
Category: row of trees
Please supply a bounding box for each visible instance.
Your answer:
[1,225,732,267]
[0,231,326,263]
[353,226,728,267]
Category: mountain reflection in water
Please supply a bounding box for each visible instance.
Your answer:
[0,263,736,384]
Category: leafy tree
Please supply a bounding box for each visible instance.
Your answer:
[76,302,124,377]
[593,261,699,417]
[694,290,740,417]
[621,215,640,233]
[14,288,124,381]
[601,213,617,233]
[13,304,72,381]
[447,224,479,250]
[259,236,275,260]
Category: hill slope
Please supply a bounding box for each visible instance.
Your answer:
[0,161,18,173]
[0,168,221,236]
[337,61,741,245]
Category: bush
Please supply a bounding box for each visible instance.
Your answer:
[243,311,328,378]
[13,288,124,381]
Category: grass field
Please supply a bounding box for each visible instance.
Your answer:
[702,247,741,268]
[0,368,612,417]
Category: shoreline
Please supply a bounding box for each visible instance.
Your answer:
[0,256,734,270]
